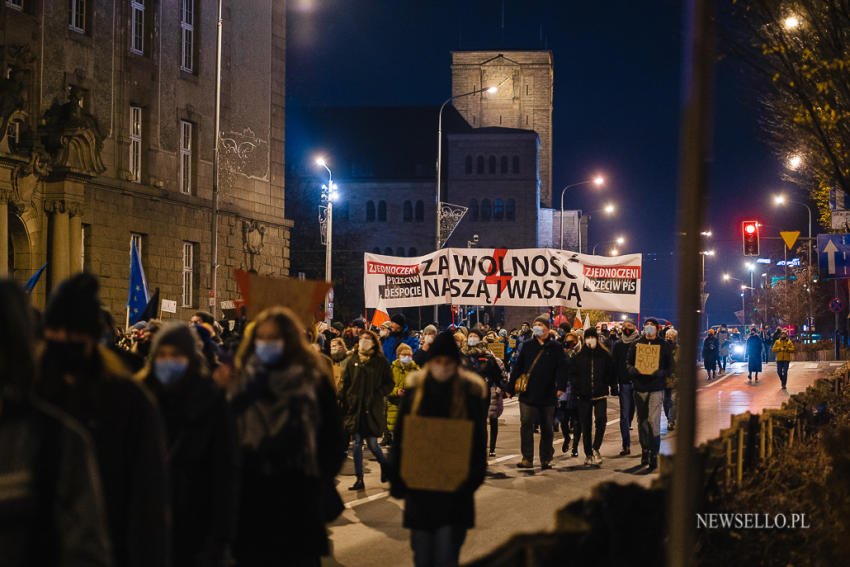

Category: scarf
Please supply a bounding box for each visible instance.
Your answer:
[619,329,640,345]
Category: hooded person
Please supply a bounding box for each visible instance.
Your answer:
[137,321,239,566]
[746,328,764,382]
[716,324,730,375]
[702,329,719,380]
[386,343,419,447]
[612,318,640,455]
[413,324,438,366]
[388,331,487,567]
[381,314,420,362]
[339,328,394,491]
[461,327,508,457]
[37,273,169,567]
[0,280,112,567]
[663,329,680,430]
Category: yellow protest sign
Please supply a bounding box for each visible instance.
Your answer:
[488,341,506,359]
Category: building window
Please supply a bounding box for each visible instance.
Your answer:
[476,156,484,174]
[129,106,142,182]
[6,0,23,10]
[494,199,504,220]
[182,242,194,307]
[501,156,508,174]
[81,224,89,270]
[465,155,472,174]
[377,200,387,222]
[7,119,21,146]
[130,233,144,273]
[403,200,413,222]
[383,247,393,255]
[481,199,491,221]
[488,155,496,174]
[130,0,145,54]
[469,199,479,221]
[180,0,194,72]
[415,200,424,222]
[512,156,520,174]
[408,247,417,256]
[366,200,375,222]
[506,199,516,221]
[179,120,192,194]
[69,0,86,32]
[396,247,405,257]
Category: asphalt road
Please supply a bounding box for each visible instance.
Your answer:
[323,359,836,567]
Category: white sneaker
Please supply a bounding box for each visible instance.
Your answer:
[592,449,603,466]
[584,455,593,466]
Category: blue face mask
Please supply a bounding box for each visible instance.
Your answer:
[255,339,285,365]
[154,359,188,385]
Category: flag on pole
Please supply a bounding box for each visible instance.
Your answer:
[137,287,160,324]
[371,298,390,328]
[583,313,591,330]
[127,240,150,326]
[24,263,48,294]
[573,308,583,330]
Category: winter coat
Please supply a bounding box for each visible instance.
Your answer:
[508,337,569,406]
[746,335,764,372]
[388,367,488,530]
[626,336,673,393]
[339,351,394,437]
[702,335,719,362]
[461,344,507,419]
[568,345,616,399]
[772,338,795,362]
[612,332,640,385]
[381,327,420,362]
[717,330,730,356]
[412,345,431,367]
[37,346,169,567]
[231,358,346,564]
[387,359,419,432]
[667,343,680,389]
[0,397,112,567]
[142,370,238,567]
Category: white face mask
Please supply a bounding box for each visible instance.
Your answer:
[358,339,373,352]
[379,329,389,337]
[424,334,435,344]
[467,337,480,346]
[532,325,545,337]
[586,337,598,349]
[429,363,455,382]
[644,325,657,338]
[399,355,412,365]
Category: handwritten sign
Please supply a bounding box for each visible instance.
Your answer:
[508,339,517,349]
[400,415,473,492]
[488,341,506,359]
[634,343,660,375]
[160,299,177,314]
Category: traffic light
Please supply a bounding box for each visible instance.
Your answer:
[742,221,759,256]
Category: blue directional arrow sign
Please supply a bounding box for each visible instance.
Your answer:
[817,234,850,278]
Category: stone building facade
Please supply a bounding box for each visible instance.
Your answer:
[0,0,289,322]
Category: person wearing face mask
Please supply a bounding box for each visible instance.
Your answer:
[138,321,238,566]
[386,344,419,449]
[461,328,508,457]
[413,324,438,366]
[663,329,680,431]
[36,273,169,567]
[612,319,640,455]
[339,329,394,491]
[508,315,569,470]
[626,318,673,472]
[231,306,346,566]
[567,328,616,466]
[381,314,420,363]
[557,331,581,455]
[746,328,764,383]
[328,337,350,390]
[388,331,487,567]
[772,332,794,389]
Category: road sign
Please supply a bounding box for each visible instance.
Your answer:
[832,210,850,230]
[817,234,850,278]
[829,297,844,313]
[780,230,800,250]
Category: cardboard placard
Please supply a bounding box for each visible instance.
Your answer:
[160,299,177,314]
[508,339,517,349]
[487,341,506,359]
[400,415,473,492]
[233,270,332,325]
[635,343,660,375]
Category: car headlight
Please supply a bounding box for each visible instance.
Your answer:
[733,344,745,354]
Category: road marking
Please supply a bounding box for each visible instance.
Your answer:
[345,491,389,509]
[606,418,619,425]
[804,363,819,369]
[488,454,520,465]
[704,372,738,388]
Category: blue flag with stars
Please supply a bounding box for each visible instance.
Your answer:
[127,240,150,326]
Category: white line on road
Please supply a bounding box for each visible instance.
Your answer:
[488,454,520,465]
[344,491,389,509]
[606,418,619,425]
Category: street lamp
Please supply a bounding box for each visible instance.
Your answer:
[592,236,626,255]
[559,175,605,251]
[774,192,814,339]
[701,230,712,237]
[722,273,749,324]
[787,154,803,170]
[609,248,618,256]
[316,157,335,323]
[783,15,800,30]
[604,203,615,215]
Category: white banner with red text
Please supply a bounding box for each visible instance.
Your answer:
[363,248,642,313]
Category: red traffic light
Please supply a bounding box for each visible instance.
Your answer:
[745,223,756,234]
[742,221,760,256]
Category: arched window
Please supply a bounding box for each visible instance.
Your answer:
[470,199,479,221]
[488,155,496,174]
[512,156,520,174]
[408,247,417,257]
[481,198,491,221]
[506,199,516,221]
[396,247,405,256]
[476,156,485,174]
[403,200,413,222]
[494,199,504,220]
[372,247,381,254]
[366,200,375,222]
[465,155,473,174]
[384,247,393,255]
[378,200,387,221]
[500,156,508,174]
[415,200,424,222]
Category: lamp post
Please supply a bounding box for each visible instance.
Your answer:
[559,175,605,250]
[592,236,625,255]
[699,250,715,330]
[774,194,814,339]
[433,85,497,324]
[316,157,338,323]
[723,274,751,324]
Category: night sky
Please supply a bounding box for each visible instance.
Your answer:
[286,0,810,324]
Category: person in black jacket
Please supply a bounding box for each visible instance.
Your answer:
[568,328,616,467]
[508,315,569,470]
[612,319,640,455]
[138,321,238,566]
[461,327,508,457]
[388,331,488,567]
[626,318,673,472]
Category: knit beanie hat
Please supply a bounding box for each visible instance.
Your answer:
[153,321,199,359]
[429,331,460,362]
[533,315,550,328]
[391,313,406,328]
[44,273,103,338]
[584,327,598,339]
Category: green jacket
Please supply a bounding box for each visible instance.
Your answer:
[387,359,419,432]
[339,352,394,437]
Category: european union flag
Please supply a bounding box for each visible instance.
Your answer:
[25,263,48,293]
[127,240,150,326]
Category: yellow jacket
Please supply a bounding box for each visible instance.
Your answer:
[772,338,795,362]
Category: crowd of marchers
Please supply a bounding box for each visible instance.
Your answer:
[0,272,677,567]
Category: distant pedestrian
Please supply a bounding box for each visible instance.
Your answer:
[612,319,639,455]
[746,328,763,383]
[386,343,419,447]
[560,332,582,456]
[461,327,507,457]
[382,313,420,362]
[413,324,438,366]
[772,332,795,389]
[717,324,730,376]
[702,330,719,380]
[388,331,487,567]
[664,329,680,431]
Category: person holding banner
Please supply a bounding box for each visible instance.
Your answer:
[508,315,569,470]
